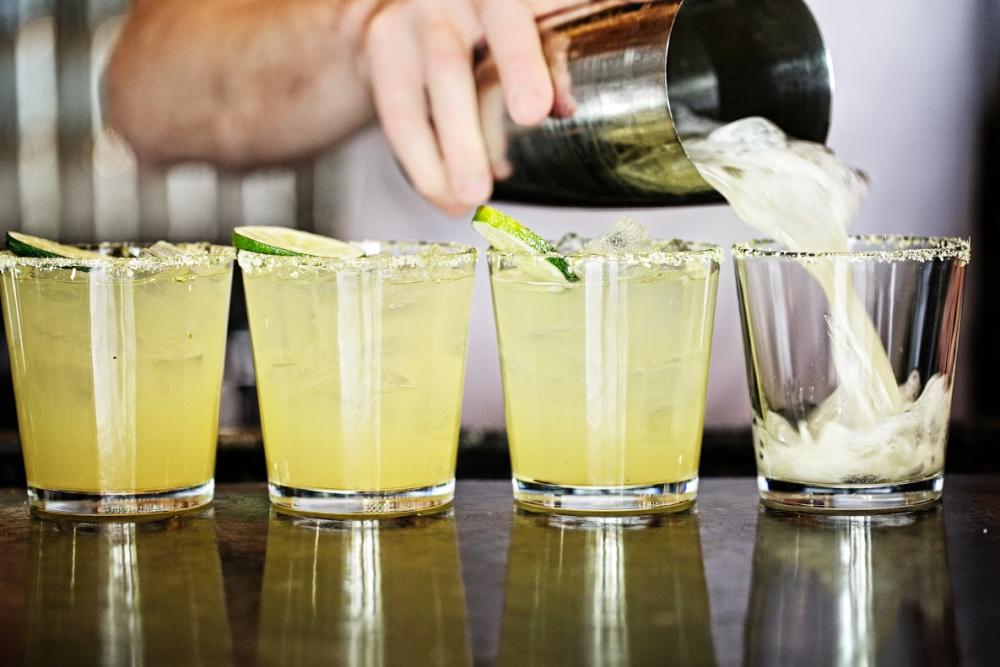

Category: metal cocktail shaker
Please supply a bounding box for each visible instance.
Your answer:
[474,0,832,207]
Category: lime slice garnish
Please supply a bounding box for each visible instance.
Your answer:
[232,226,364,258]
[5,231,100,259]
[471,205,578,282]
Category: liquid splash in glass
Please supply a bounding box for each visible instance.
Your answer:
[686,118,951,484]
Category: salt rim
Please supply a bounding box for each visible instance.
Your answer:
[236,240,478,273]
[0,243,235,274]
[732,235,970,265]
[487,239,724,268]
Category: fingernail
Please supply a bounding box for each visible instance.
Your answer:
[492,159,513,181]
[446,203,470,218]
[510,85,549,126]
[552,92,577,119]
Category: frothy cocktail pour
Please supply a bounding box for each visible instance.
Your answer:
[686,118,952,485]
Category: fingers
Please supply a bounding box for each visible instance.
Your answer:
[366,5,461,214]
[545,31,576,118]
[368,0,550,212]
[477,0,554,126]
[419,17,493,206]
[479,83,512,180]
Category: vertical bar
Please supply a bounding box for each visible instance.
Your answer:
[973,5,1000,417]
[136,166,168,243]
[294,160,315,233]
[165,163,218,241]
[217,171,244,244]
[0,2,22,232]
[90,9,139,242]
[86,0,127,28]
[312,148,348,238]
[15,9,61,239]
[54,0,93,243]
[241,168,295,228]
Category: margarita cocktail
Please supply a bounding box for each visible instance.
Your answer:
[0,234,233,516]
[477,208,719,514]
[236,228,475,517]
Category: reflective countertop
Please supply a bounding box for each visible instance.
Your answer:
[0,477,996,666]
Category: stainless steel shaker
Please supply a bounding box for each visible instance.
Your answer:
[474,0,832,207]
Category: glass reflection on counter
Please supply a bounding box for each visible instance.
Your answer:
[744,510,959,666]
[257,512,471,666]
[499,512,716,666]
[25,514,232,665]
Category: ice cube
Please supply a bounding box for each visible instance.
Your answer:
[140,241,188,258]
[555,232,584,254]
[705,116,787,149]
[581,217,654,254]
[354,240,383,256]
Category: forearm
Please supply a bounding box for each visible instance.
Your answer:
[105,0,379,168]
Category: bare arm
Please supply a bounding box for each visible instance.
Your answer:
[105,0,379,168]
[106,0,562,214]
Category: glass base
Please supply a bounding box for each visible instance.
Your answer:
[513,477,698,516]
[758,475,943,514]
[268,479,455,518]
[28,480,214,517]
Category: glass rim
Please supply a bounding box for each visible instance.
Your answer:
[237,240,478,271]
[0,242,236,271]
[731,235,970,264]
[486,239,723,266]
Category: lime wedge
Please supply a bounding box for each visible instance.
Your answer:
[471,205,578,282]
[232,226,364,258]
[5,231,100,259]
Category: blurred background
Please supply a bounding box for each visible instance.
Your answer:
[0,0,997,480]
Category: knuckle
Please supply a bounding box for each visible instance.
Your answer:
[477,0,508,14]
[425,45,466,73]
[421,24,466,70]
[366,3,402,45]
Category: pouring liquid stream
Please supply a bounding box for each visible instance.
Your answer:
[685,118,949,484]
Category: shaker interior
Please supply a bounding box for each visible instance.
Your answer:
[666,0,832,143]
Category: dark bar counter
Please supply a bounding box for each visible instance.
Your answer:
[0,477,996,666]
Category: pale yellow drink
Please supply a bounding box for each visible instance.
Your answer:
[239,241,476,516]
[0,244,233,515]
[488,238,720,513]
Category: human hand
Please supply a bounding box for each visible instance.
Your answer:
[363,0,574,215]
